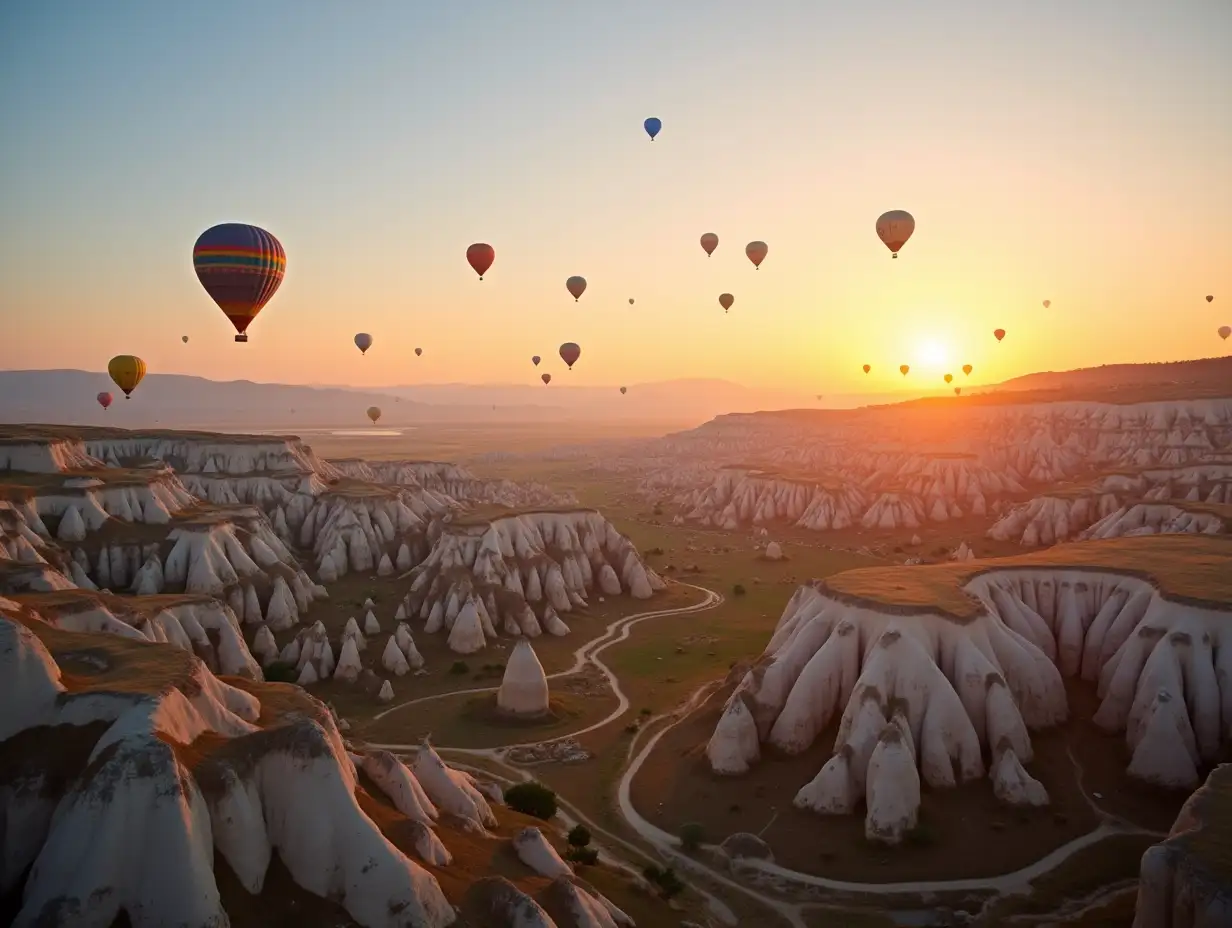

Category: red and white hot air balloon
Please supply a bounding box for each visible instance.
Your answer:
[559,342,581,369]
[466,243,495,280]
[745,241,768,269]
[700,233,719,257]
[97,392,113,410]
[875,210,915,258]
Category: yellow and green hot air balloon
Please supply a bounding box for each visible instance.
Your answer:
[108,355,146,399]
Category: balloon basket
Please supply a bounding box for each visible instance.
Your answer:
[892,254,899,259]
[235,334,248,343]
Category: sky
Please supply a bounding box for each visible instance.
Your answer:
[2,0,1230,397]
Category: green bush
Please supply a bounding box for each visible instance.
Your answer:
[642,865,684,899]
[504,781,557,820]
[732,583,746,596]
[567,824,592,848]
[679,822,706,851]
[448,660,470,675]
[263,661,298,683]
[565,846,599,866]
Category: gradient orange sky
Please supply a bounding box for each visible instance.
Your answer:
[2,1,1229,395]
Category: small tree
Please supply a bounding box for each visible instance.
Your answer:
[567,824,592,848]
[679,822,706,851]
[504,781,558,820]
[448,660,470,675]
[263,661,298,683]
[732,583,746,596]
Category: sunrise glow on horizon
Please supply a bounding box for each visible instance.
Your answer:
[2,1,1229,397]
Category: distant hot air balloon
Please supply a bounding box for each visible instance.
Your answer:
[954,387,962,396]
[108,355,146,399]
[745,241,768,269]
[1219,325,1231,340]
[1043,300,1051,309]
[467,243,495,280]
[97,392,113,410]
[899,364,910,376]
[944,373,953,384]
[355,333,373,355]
[366,406,381,424]
[862,364,871,374]
[192,223,286,343]
[629,298,635,305]
[566,276,587,301]
[541,373,552,385]
[700,233,719,257]
[531,355,541,366]
[875,210,915,259]
[415,347,423,357]
[718,293,734,313]
[559,342,581,369]
[1207,295,1215,303]
[816,394,823,401]
[644,117,662,141]
[182,335,189,343]
[994,329,1006,342]
[620,386,627,395]
[962,364,973,376]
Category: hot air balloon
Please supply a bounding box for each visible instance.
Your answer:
[994,329,1006,342]
[192,223,286,343]
[620,386,627,395]
[944,373,953,384]
[1219,326,1231,340]
[644,117,662,141]
[745,241,768,269]
[1207,295,1215,303]
[899,364,909,376]
[415,347,423,357]
[875,210,915,259]
[97,392,113,410]
[816,394,823,401]
[566,276,587,301]
[954,387,962,396]
[531,355,541,366]
[962,364,973,376]
[629,298,634,305]
[718,293,734,313]
[1043,300,1051,309]
[108,355,146,398]
[862,364,871,374]
[700,233,719,257]
[541,373,552,385]
[355,333,373,355]
[467,243,495,280]
[182,335,189,343]
[559,342,581,369]
[366,406,381,424]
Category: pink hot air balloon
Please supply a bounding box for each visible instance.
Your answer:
[97,391,113,410]
[566,276,587,301]
[415,347,423,357]
[718,293,734,313]
[700,233,719,257]
[994,328,1006,342]
[745,241,768,269]
[875,210,915,258]
[467,243,495,280]
[541,373,552,385]
[559,342,581,369]
[531,355,541,366]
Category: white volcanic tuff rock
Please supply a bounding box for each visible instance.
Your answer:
[512,826,572,879]
[498,638,551,716]
[861,492,925,530]
[330,458,578,509]
[2,612,460,928]
[680,470,872,531]
[1134,764,1232,928]
[411,740,497,830]
[709,563,1232,830]
[84,434,340,479]
[863,722,921,844]
[395,622,426,669]
[301,490,434,578]
[407,511,663,654]
[987,493,1121,546]
[0,437,105,474]
[1079,503,1228,541]
[34,470,197,537]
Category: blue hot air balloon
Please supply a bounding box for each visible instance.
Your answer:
[643,117,662,141]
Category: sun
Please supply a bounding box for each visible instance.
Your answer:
[915,338,952,371]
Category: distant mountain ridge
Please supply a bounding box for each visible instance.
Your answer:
[991,356,1232,393]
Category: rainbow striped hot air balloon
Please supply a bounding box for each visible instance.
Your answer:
[193,223,286,343]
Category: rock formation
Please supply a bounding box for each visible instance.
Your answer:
[497,638,551,716]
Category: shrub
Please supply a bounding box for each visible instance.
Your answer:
[263,661,298,683]
[504,781,557,820]
[565,846,599,866]
[642,865,684,899]
[567,824,592,848]
[448,660,470,675]
[639,707,652,716]
[679,822,706,851]
[732,583,746,596]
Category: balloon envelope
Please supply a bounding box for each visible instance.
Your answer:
[354,333,373,355]
[1043,300,1051,308]
[559,342,581,369]
[192,223,286,342]
[899,364,909,376]
[994,328,1006,342]
[875,210,915,258]
[862,364,871,374]
[954,387,962,396]
[962,364,973,376]
[108,355,146,398]
[182,335,189,343]
[531,355,541,366]
[644,117,662,140]
[415,347,422,357]
[944,373,953,384]
[1207,295,1215,303]
[745,241,768,268]
[629,298,635,305]
[566,276,587,301]
[700,233,719,256]
[366,406,381,424]
[620,386,627,394]
[1219,326,1231,340]
[466,243,495,279]
[718,293,734,312]
[97,392,113,410]
[541,373,552,385]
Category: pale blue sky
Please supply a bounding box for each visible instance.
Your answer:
[2,1,1229,391]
